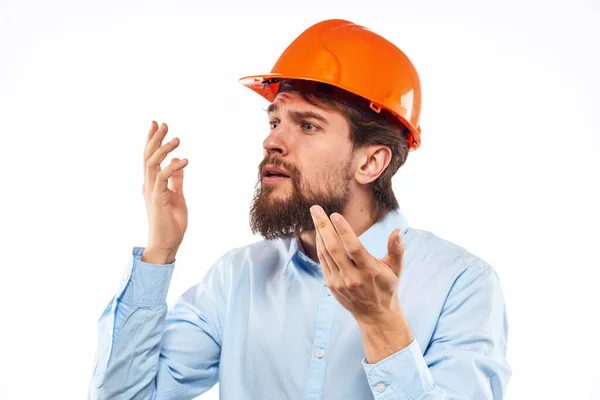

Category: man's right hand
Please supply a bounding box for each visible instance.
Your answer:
[141,121,189,264]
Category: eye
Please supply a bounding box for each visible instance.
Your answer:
[301,122,319,132]
[269,121,279,130]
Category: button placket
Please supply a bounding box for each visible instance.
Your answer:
[303,284,337,398]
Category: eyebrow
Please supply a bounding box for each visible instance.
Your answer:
[266,103,329,125]
[266,103,278,113]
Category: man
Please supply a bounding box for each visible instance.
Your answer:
[89,19,511,399]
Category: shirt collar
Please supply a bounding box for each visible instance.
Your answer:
[283,207,410,277]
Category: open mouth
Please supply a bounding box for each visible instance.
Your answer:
[262,171,291,184]
[262,164,292,183]
[265,171,290,178]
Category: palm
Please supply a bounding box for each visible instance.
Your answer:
[169,189,188,232]
[376,258,401,290]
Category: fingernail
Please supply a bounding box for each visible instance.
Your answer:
[310,206,323,217]
[396,233,402,244]
[331,214,341,225]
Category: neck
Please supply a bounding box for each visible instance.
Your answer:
[300,196,375,264]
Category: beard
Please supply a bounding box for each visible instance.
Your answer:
[249,155,353,240]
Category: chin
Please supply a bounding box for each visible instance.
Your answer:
[264,183,292,195]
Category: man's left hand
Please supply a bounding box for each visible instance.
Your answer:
[310,205,405,324]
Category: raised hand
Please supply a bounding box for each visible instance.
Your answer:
[141,121,189,264]
[309,205,405,324]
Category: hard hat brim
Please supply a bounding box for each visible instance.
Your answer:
[239,74,421,150]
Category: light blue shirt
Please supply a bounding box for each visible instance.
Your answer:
[89,208,511,399]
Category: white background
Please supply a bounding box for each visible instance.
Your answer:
[1,0,599,398]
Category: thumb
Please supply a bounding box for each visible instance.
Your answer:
[383,228,404,277]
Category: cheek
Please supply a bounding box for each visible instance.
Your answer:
[298,159,338,188]
[297,152,327,179]
[295,140,352,181]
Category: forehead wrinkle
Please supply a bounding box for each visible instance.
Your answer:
[267,92,295,113]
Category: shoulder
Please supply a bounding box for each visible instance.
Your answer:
[402,228,506,323]
[210,237,293,277]
[222,238,291,263]
[404,227,500,287]
[182,238,291,298]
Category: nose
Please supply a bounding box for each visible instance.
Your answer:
[262,123,289,157]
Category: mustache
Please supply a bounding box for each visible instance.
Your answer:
[258,155,299,178]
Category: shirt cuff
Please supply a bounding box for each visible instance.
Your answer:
[362,340,434,400]
[118,246,175,306]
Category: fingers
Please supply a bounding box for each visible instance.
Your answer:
[144,122,168,172]
[143,121,181,190]
[316,230,332,279]
[317,217,361,301]
[382,228,404,277]
[170,165,185,194]
[144,122,169,181]
[155,157,188,194]
[146,136,181,186]
[143,121,158,176]
[142,121,188,198]
[330,213,370,267]
[146,120,158,143]
[310,205,354,272]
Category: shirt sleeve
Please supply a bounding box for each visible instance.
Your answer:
[88,246,232,400]
[362,264,512,399]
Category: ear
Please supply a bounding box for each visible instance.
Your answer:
[354,145,392,185]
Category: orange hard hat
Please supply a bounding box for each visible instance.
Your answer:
[239,19,423,150]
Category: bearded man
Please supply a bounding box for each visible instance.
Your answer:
[89,19,511,400]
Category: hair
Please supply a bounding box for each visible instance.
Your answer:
[293,90,411,224]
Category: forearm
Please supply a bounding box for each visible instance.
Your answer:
[90,247,229,400]
[91,300,169,399]
[89,248,175,399]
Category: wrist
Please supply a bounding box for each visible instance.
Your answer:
[141,247,177,264]
[354,298,404,327]
[358,317,413,345]
[356,300,413,364]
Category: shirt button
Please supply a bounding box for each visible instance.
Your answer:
[325,287,332,296]
[316,349,325,358]
[376,383,386,393]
